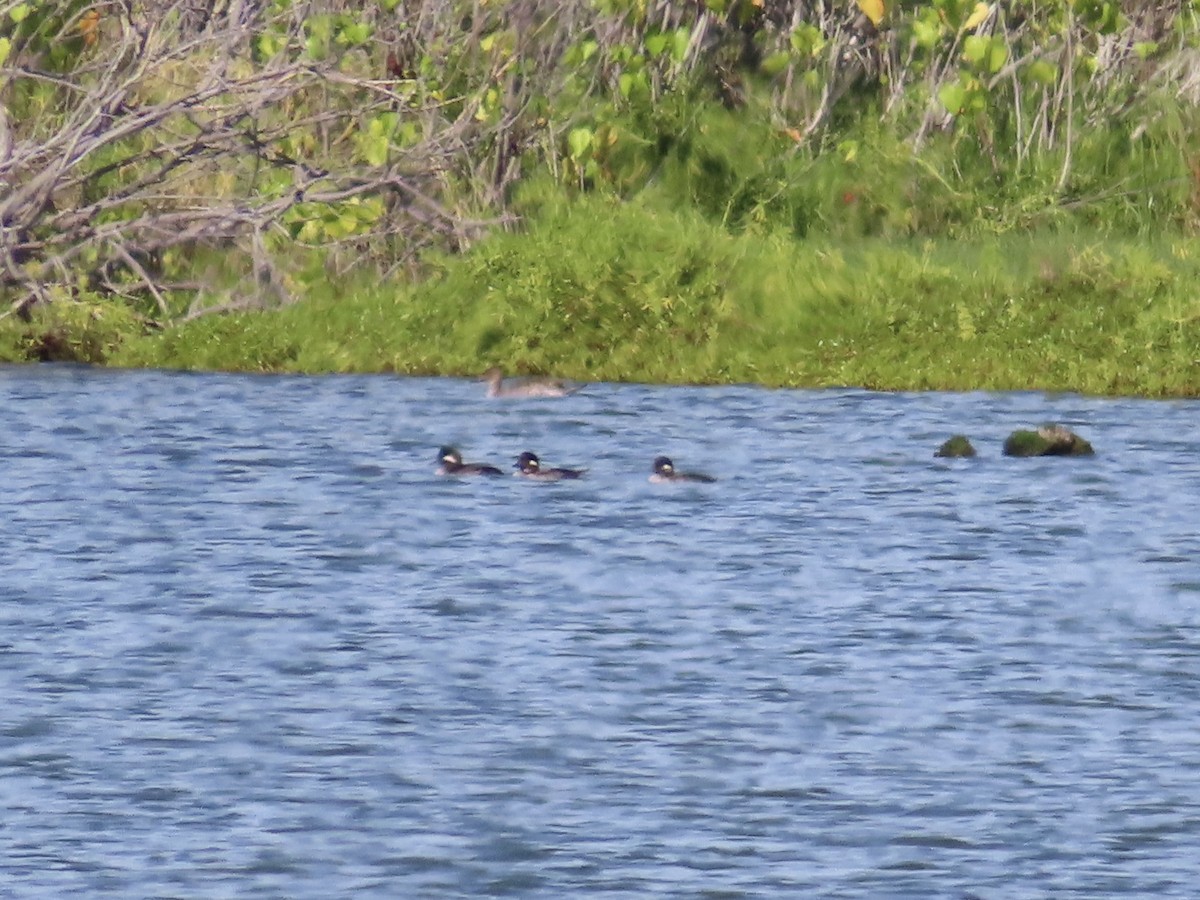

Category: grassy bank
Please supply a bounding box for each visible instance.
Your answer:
[98,195,1200,397]
[5,4,1199,396]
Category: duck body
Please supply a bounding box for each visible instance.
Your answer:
[649,456,716,483]
[513,451,586,481]
[483,367,583,398]
[437,446,503,477]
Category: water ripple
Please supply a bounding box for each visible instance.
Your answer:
[1,367,1199,896]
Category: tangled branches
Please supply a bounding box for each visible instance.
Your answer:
[0,0,532,320]
[3,0,1196,325]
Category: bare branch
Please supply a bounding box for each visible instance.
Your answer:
[0,0,544,317]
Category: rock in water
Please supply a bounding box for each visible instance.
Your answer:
[1002,424,1094,457]
[935,435,977,458]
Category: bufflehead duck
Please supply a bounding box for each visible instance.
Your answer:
[482,367,583,398]
[513,451,586,480]
[437,446,503,476]
[650,456,716,483]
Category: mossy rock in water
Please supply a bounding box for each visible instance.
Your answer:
[1003,424,1095,457]
[935,435,976,458]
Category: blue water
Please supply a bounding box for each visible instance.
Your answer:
[2,365,1200,897]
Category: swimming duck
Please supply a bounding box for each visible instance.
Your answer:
[437,446,503,477]
[482,367,583,398]
[513,451,586,481]
[650,456,716,483]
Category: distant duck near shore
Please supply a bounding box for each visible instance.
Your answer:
[482,367,584,399]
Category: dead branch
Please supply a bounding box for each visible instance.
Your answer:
[0,0,559,319]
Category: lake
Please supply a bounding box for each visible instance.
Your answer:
[2,365,1199,897]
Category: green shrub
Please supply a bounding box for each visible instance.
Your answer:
[0,298,143,364]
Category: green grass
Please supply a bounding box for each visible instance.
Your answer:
[106,195,1200,397]
[0,299,144,365]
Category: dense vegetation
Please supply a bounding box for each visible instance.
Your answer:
[2,0,1199,394]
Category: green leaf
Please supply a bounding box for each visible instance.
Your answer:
[671,28,690,64]
[964,35,1007,73]
[307,15,333,40]
[913,17,944,49]
[939,81,967,115]
[790,23,824,57]
[1099,1,1122,34]
[933,0,968,28]
[577,39,598,63]
[358,113,398,165]
[298,219,323,242]
[626,68,650,98]
[568,126,594,161]
[259,169,294,199]
[339,20,372,46]
[305,14,333,59]
[963,34,988,64]
[1134,41,1158,59]
[358,199,383,224]
[645,32,668,57]
[986,40,1008,73]
[1074,0,1123,34]
[0,37,9,67]
[1027,59,1057,85]
[306,35,328,60]
[396,121,421,147]
[966,85,986,113]
[761,51,790,77]
[361,134,388,166]
[9,3,30,24]
[256,32,286,59]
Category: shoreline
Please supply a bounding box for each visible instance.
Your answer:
[7,219,1199,400]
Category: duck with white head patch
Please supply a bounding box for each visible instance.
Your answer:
[436,446,503,476]
[649,456,716,483]
[513,451,586,481]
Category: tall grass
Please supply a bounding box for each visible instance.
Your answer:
[111,192,1200,397]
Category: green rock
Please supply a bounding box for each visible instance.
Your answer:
[935,435,977,458]
[1002,424,1095,457]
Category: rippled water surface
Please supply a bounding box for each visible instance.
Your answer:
[3,365,1200,897]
